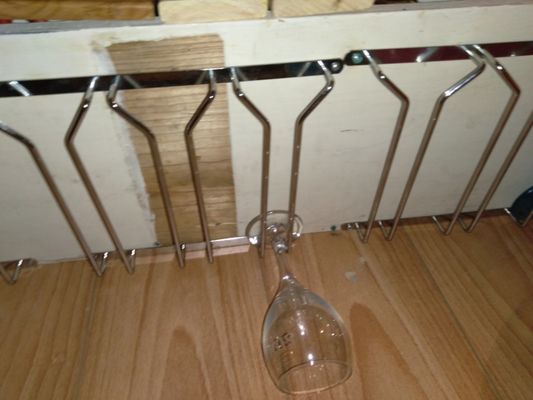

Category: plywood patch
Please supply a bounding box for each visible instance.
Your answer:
[108,35,225,73]
[272,0,374,17]
[107,36,236,244]
[159,0,267,24]
[0,0,155,20]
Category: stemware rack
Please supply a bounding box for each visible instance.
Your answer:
[1,41,532,284]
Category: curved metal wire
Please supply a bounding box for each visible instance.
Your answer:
[0,258,37,284]
[379,46,486,240]
[185,70,217,263]
[286,60,335,250]
[433,45,520,235]
[458,82,530,231]
[231,68,271,258]
[65,77,136,274]
[0,121,106,276]
[353,50,410,243]
[503,207,532,228]
[107,76,185,268]
[460,110,532,231]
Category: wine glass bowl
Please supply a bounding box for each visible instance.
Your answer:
[263,277,352,394]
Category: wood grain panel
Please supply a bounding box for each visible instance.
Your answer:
[0,0,155,20]
[107,36,236,244]
[283,233,450,399]
[77,252,278,400]
[75,233,459,400]
[404,216,533,400]
[272,0,374,17]
[0,261,96,400]
[107,35,225,74]
[350,227,501,399]
[1,216,531,399]
[158,0,267,24]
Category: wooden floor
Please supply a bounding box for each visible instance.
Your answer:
[1,215,532,399]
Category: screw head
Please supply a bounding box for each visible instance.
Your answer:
[350,51,364,65]
[330,61,341,72]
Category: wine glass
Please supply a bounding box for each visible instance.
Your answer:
[247,211,352,394]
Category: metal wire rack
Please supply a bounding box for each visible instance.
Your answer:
[1,41,531,284]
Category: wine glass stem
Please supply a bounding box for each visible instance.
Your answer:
[273,246,293,280]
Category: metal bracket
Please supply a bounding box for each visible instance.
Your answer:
[344,41,533,67]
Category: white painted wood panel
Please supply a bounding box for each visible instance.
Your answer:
[0,3,532,260]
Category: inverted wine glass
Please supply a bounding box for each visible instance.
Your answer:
[247,211,352,395]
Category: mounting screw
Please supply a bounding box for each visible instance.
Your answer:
[330,61,342,72]
[340,222,356,230]
[350,51,364,65]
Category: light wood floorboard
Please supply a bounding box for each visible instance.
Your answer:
[0,215,531,399]
[403,217,533,400]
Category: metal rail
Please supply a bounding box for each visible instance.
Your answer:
[1,41,530,98]
[0,59,344,97]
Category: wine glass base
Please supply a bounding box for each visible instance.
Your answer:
[246,210,303,246]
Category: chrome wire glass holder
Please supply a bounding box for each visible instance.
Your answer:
[0,122,108,276]
[376,46,486,241]
[107,76,186,268]
[286,60,335,251]
[347,49,410,243]
[460,111,533,232]
[342,42,532,237]
[0,59,344,277]
[65,77,137,274]
[1,41,531,284]
[184,70,217,263]
[432,45,520,235]
[231,68,271,258]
